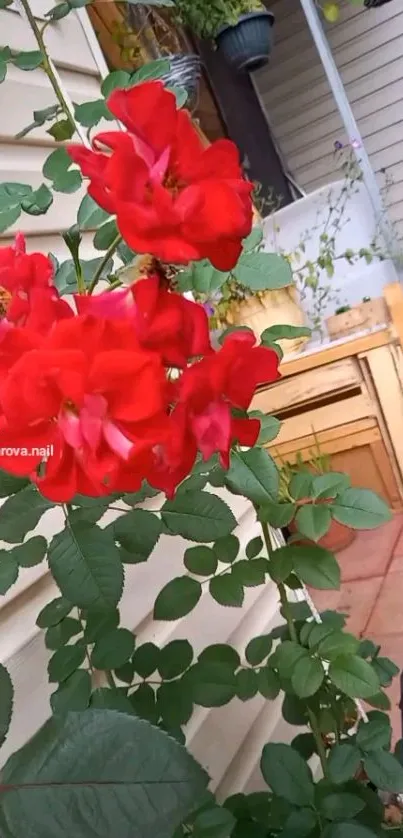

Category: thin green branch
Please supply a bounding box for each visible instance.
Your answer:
[88,234,122,295]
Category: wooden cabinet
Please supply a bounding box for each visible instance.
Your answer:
[252,313,403,510]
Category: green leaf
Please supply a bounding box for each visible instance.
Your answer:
[154,576,202,620]
[0,471,28,498]
[178,260,228,294]
[233,251,292,291]
[259,501,296,528]
[21,183,53,215]
[372,655,400,686]
[0,553,18,594]
[83,609,119,643]
[295,503,332,541]
[48,521,124,610]
[327,743,362,784]
[261,324,311,343]
[91,687,133,714]
[356,716,391,751]
[157,681,193,728]
[236,669,258,701]
[291,656,324,698]
[312,472,350,500]
[162,492,236,542]
[364,749,403,792]
[268,545,294,583]
[48,645,86,683]
[113,510,161,563]
[43,147,71,180]
[245,635,272,666]
[187,662,236,707]
[0,182,32,211]
[101,70,131,97]
[289,472,313,500]
[209,573,244,607]
[45,618,82,650]
[260,743,314,806]
[52,169,82,194]
[36,597,72,629]
[1,710,208,838]
[257,666,280,699]
[291,733,316,760]
[91,628,135,670]
[275,641,308,678]
[282,808,317,838]
[231,559,266,588]
[74,98,113,128]
[158,640,193,680]
[94,218,119,250]
[13,535,47,568]
[225,448,278,504]
[318,631,359,660]
[213,534,239,564]
[0,485,52,543]
[0,664,13,747]
[249,412,280,445]
[14,50,43,70]
[329,655,379,698]
[47,118,75,141]
[331,488,392,529]
[77,193,110,230]
[198,645,240,669]
[130,58,171,84]
[193,806,235,838]
[366,691,391,711]
[322,826,379,838]
[132,642,160,678]
[54,256,113,294]
[0,61,7,83]
[291,543,341,590]
[184,546,218,576]
[320,793,365,821]
[0,204,21,233]
[130,683,158,724]
[50,670,91,714]
[245,536,263,559]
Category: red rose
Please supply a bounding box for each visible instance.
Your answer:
[75,275,212,367]
[0,316,170,502]
[0,234,72,334]
[68,81,253,271]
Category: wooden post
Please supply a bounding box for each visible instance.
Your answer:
[384,282,403,347]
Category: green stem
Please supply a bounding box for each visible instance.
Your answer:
[18,0,76,129]
[88,234,122,295]
[260,520,329,777]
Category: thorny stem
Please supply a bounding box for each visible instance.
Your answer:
[260,520,329,777]
[88,234,123,295]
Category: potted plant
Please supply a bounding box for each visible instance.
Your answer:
[326,295,390,341]
[172,0,275,72]
[277,441,357,553]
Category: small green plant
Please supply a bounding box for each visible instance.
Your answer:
[172,0,265,40]
[335,305,351,315]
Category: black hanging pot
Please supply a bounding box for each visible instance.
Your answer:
[215,10,275,73]
[160,53,202,111]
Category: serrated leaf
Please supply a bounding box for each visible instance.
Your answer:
[12,535,47,568]
[213,534,239,564]
[225,448,278,504]
[43,147,71,180]
[295,503,332,542]
[1,710,208,838]
[45,617,82,650]
[0,664,13,747]
[268,545,294,583]
[328,655,379,698]
[48,521,124,610]
[130,683,158,724]
[289,472,313,500]
[327,743,362,784]
[48,645,86,683]
[320,793,365,821]
[91,628,135,670]
[356,715,391,751]
[101,70,131,97]
[184,546,218,576]
[318,631,359,659]
[113,509,161,563]
[291,656,324,697]
[371,655,400,686]
[245,635,272,665]
[0,485,52,544]
[154,576,202,620]
[36,597,72,629]
[50,670,91,714]
[259,501,296,528]
[77,193,110,230]
[0,204,21,232]
[162,492,236,542]
[260,743,314,806]
[257,666,280,699]
[364,749,403,792]
[94,218,119,250]
[83,609,119,643]
[245,536,263,559]
[312,472,350,499]
[132,642,160,678]
[0,552,18,593]
[52,169,82,194]
[290,543,340,590]
[209,573,244,607]
[0,471,28,498]
[21,183,53,215]
[130,58,171,85]
[14,50,43,70]
[157,681,193,728]
[331,488,392,529]
[261,324,311,342]
[74,98,113,128]
[91,687,133,714]
[231,559,266,588]
[198,645,240,669]
[233,251,292,291]
[187,662,236,707]
[193,805,235,838]
[47,118,75,141]
[275,641,308,678]
[236,669,258,701]
[158,640,193,680]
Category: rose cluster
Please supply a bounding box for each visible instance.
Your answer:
[0,82,279,503]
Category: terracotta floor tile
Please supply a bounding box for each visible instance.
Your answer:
[309,576,384,637]
[365,571,403,636]
[365,633,403,743]
[336,515,403,582]
[390,522,403,573]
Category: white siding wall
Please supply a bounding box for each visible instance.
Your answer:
[254,0,403,237]
[0,5,287,792]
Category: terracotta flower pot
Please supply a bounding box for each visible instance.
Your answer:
[289,498,356,553]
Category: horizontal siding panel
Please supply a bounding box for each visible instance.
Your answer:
[1,7,99,73]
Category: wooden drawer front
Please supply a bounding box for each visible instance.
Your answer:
[274,393,374,447]
[253,358,362,415]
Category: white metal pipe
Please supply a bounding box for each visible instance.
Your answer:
[298,0,401,274]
